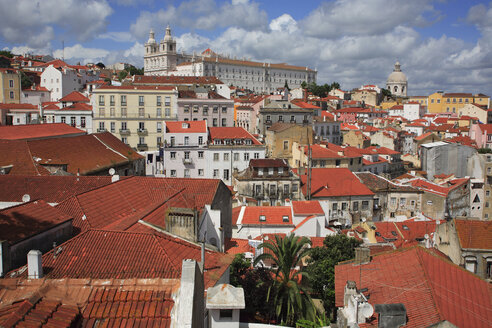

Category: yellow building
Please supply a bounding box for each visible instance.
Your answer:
[92,85,178,152]
[407,96,428,107]
[379,100,399,110]
[473,93,490,108]
[459,103,489,124]
[427,92,443,113]
[0,68,21,104]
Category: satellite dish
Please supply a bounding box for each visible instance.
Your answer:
[22,194,30,202]
[359,303,374,318]
[108,168,116,176]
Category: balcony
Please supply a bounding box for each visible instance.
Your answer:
[164,142,204,148]
[137,143,148,151]
[182,158,193,165]
[97,128,107,132]
[137,128,148,136]
[119,129,131,136]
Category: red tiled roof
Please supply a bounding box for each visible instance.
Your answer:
[97,85,175,91]
[291,100,320,109]
[406,122,426,127]
[0,199,72,244]
[208,127,261,145]
[335,246,492,328]
[249,158,287,168]
[357,146,400,156]
[414,131,434,141]
[455,219,492,250]
[292,201,324,216]
[10,229,233,288]
[394,220,440,243]
[0,103,38,110]
[240,206,293,225]
[0,175,119,203]
[307,144,343,159]
[58,91,89,103]
[0,132,142,176]
[133,75,224,85]
[165,121,207,133]
[0,123,85,140]
[296,168,374,198]
[408,179,449,196]
[443,93,473,97]
[444,135,477,148]
[224,238,254,255]
[56,102,92,111]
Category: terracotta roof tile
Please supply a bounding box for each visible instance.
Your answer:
[58,91,89,103]
[165,121,207,133]
[0,200,72,244]
[292,201,324,215]
[0,124,85,140]
[335,247,492,328]
[208,127,261,145]
[455,219,492,250]
[240,206,293,225]
[133,75,224,85]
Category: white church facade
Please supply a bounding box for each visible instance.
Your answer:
[386,61,408,98]
[144,26,317,94]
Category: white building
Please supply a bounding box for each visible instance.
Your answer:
[386,61,407,97]
[162,122,266,185]
[144,26,317,94]
[41,64,100,101]
[403,102,425,121]
[20,85,51,106]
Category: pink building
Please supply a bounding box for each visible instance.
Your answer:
[470,123,492,149]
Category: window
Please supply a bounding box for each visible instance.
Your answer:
[223,169,230,180]
[109,107,115,117]
[198,136,203,145]
[214,153,219,161]
[332,203,338,211]
[157,122,162,133]
[390,197,397,206]
[184,136,189,145]
[283,184,289,195]
[213,118,218,127]
[99,95,105,105]
[362,201,369,210]
[121,121,127,130]
[156,96,161,106]
[203,105,208,115]
[110,122,115,133]
[282,215,289,222]
[342,202,347,210]
[353,201,359,211]
[110,95,115,106]
[198,151,204,158]
[224,153,229,161]
[279,115,283,122]
[259,215,266,222]
[139,107,145,117]
[254,152,260,159]
[465,257,477,273]
[222,118,227,127]
[234,153,239,161]
[170,170,177,177]
[184,169,190,177]
[213,169,219,177]
[70,117,76,127]
[283,140,289,150]
[81,117,86,128]
[98,121,105,130]
[165,108,170,117]
[198,169,204,176]
[222,106,227,113]
[121,107,127,117]
[244,153,250,161]
[157,108,162,117]
[170,152,176,159]
[121,95,126,106]
[139,137,145,145]
[292,184,298,192]
[139,122,145,131]
[139,95,144,106]
[213,106,218,113]
[9,80,14,88]
[157,136,162,146]
[122,137,127,144]
[193,105,199,113]
[400,198,406,206]
[99,108,105,116]
[165,96,171,106]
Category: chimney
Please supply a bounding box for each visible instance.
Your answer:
[200,242,205,273]
[344,280,357,306]
[355,247,370,265]
[375,304,407,328]
[111,174,120,183]
[27,250,43,279]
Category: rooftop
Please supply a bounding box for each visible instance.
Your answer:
[455,219,492,250]
[0,123,85,140]
[58,91,90,103]
[208,127,261,145]
[165,120,207,133]
[239,206,293,226]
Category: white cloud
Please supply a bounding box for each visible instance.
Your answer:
[269,14,298,34]
[52,44,110,63]
[99,31,136,43]
[0,0,112,47]
[302,0,439,38]
[130,0,268,39]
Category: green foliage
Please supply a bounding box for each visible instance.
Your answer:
[126,65,144,76]
[296,312,330,328]
[284,80,290,91]
[381,88,392,99]
[20,71,33,89]
[230,254,273,321]
[118,70,128,81]
[0,50,14,58]
[0,56,11,68]
[305,235,362,318]
[104,77,112,84]
[303,82,341,98]
[95,62,105,69]
[478,148,492,154]
[254,234,315,326]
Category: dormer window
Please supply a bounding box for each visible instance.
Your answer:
[235,139,241,144]
[268,168,274,175]
[278,167,284,174]
[259,215,266,222]
[258,168,263,176]
[282,216,289,222]
[214,139,221,145]
[225,139,232,145]
[182,122,189,129]
[245,139,252,145]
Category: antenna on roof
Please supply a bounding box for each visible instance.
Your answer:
[62,40,64,62]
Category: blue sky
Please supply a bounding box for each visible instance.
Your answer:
[1,0,491,96]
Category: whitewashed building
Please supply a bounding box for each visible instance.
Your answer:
[144,26,316,94]
[41,65,99,101]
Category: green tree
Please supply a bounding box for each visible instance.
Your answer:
[330,82,340,90]
[20,71,33,89]
[301,81,308,89]
[95,62,105,69]
[305,235,362,319]
[254,234,315,325]
[0,50,13,58]
[284,80,290,91]
[118,70,128,81]
[381,88,392,100]
[230,253,273,322]
[0,56,11,68]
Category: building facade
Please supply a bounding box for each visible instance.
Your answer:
[144,26,316,93]
[177,88,234,126]
[0,68,21,104]
[386,61,407,98]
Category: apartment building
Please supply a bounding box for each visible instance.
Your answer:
[177,88,234,126]
[0,68,21,104]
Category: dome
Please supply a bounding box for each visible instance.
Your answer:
[163,25,173,42]
[387,61,407,83]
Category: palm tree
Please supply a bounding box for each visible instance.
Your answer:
[253,234,315,325]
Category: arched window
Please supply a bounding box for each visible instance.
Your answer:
[394,86,398,93]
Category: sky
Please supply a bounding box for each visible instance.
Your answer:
[1,0,492,96]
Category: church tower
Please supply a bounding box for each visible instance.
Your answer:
[386,61,408,97]
[159,25,177,73]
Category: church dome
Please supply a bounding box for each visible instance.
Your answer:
[387,61,407,83]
